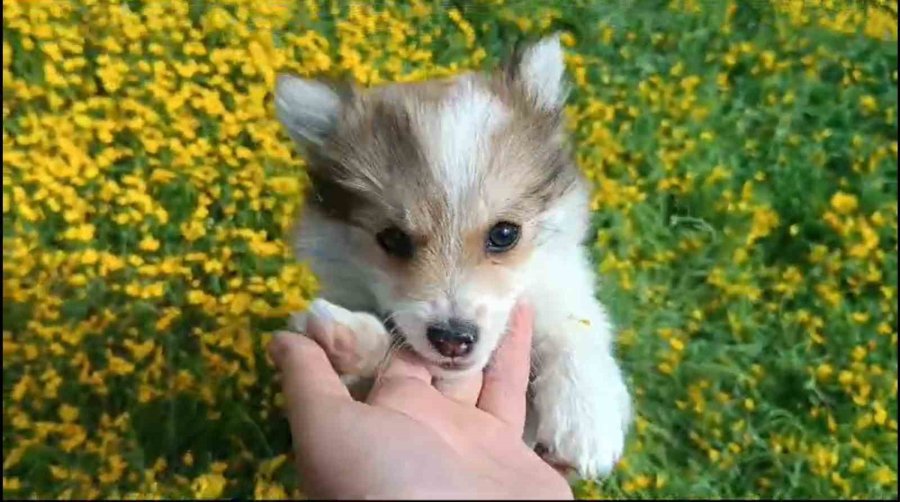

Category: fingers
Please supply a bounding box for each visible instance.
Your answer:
[433,372,484,405]
[373,348,483,405]
[477,300,534,433]
[268,331,351,415]
[377,348,433,384]
[367,348,436,409]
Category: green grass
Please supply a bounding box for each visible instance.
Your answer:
[2,0,897,498]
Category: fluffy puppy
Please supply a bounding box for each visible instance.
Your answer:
[275,34,632,479]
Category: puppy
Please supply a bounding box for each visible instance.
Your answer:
[274,34,632,479]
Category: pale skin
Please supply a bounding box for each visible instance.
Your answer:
[268,302,574,500]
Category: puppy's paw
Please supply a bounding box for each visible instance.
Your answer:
[532,365,632,480]
[289,298,390,379]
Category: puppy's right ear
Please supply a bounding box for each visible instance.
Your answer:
[503,34,568,112]
[275,74,345,147]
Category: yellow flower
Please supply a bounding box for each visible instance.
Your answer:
[108,353,136,376]
[747,207,780,244]
[124,340,155,361]
[139,236,161,252]
[815,363,834,382]
[830,191,859,215]
[63,224,96,242]
[68,274,88,287]
[254,480,288,499]
[873,402,888,426]
[838,370,854,386]
[49,465,70,480]
[58,404,80,423]
[191,474,226,499]
[203,260,224,275]
[851,311,870,324]
[872,466,896,486]
[3,477,21,491]
[181,221,207,241]
[860,94,878,114]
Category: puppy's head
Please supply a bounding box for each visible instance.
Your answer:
[276,35,588,377]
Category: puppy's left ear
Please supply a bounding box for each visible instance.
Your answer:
[275,73,348,148]
[504,33,568,111]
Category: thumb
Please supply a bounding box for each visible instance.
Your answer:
[477,301,534,433]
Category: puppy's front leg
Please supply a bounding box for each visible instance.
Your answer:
[525,255,633,480]
[289,298,392,386]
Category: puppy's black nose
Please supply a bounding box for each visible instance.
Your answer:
[426,319,478,358]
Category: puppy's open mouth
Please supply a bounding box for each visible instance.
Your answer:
[438,360,476,371]
[382,314,476,372]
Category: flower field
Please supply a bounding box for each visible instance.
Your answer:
[2,0,897,498]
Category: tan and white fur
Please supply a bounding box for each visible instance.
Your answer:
[275,35,632,479]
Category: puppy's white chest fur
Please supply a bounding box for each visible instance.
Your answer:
[276,34,633,479]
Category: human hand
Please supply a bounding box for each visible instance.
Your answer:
[267,302,574,500]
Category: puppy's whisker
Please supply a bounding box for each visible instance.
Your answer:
[374,334,412,376]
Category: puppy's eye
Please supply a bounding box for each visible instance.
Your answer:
[376,226,414,259]
[486,222,520,253]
